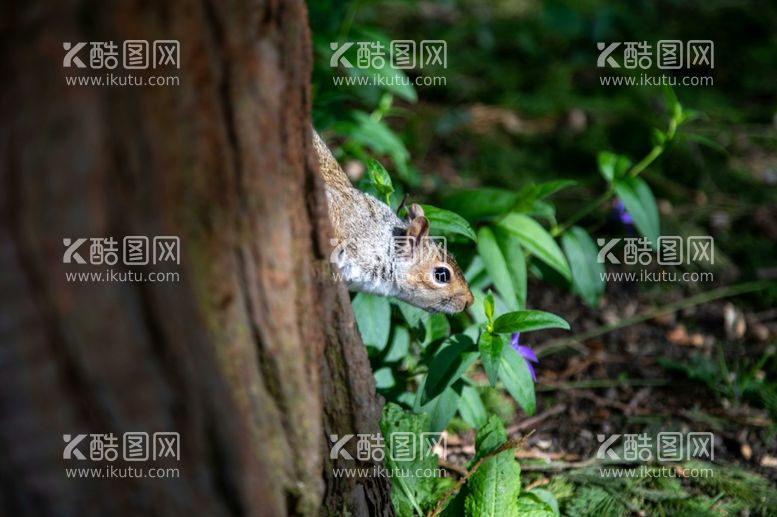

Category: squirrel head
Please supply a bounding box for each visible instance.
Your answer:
[392,204,474,314]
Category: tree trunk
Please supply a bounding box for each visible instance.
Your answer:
[0,1,392,515]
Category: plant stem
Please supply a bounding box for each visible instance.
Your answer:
[536,379,669,391]
[552,187,613,236]
[628,144,664,177]
[535,281,770,358]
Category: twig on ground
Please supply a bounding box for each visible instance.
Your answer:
[537,378,668,391]
[536,281,770,357]
[506,404,567,435]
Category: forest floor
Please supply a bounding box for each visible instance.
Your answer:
[443,277,777,514]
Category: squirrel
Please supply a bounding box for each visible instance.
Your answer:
[313,129,474,314]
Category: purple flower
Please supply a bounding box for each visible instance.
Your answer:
[510,332,538,382]
[612,199,635,235]
[613,199,633,225]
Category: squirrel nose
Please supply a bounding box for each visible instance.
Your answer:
[463,290,474,309]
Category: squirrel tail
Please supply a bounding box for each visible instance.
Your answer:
[312,129,353,191]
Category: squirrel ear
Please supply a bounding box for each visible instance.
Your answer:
[406,204,429,244]
[407,203,425,220]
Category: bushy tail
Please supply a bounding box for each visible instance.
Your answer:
[312,129,352,191]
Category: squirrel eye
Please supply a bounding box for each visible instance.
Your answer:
[433,266,451,284]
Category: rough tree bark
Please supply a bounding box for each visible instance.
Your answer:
[0,1,392,515]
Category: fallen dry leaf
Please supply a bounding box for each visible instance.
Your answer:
[667,325,690,345]
[760,455,777,468]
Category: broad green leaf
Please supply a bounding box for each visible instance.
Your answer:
[422,334,477,405]
[440,188,520,222]
[423,313,451,347]
[494,229,527,310]
[464,451,522,517]
[464,255,485,284]
[478,332,505,387]
[561,226,605,307]
[492,310,570,334]
[374,367,395,389]
[420,204,477,241]
[348,112,412,182]
[500,346,536,415]
[497,214,571,281]
[425,383,462,433]
[613,176,660,246]
[394,299,429,338]
[458,382,488,428]
[527,200,556,226]
[385,326,410,362]
[484,290,495,326]
[352,293,391,351]
[477,227,519,311]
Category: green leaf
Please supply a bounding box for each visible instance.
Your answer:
[425,383,462,433]
[346,60,417,103]
[367,159,394,200]
[348,112,412,183]
[484,290,495,327]
[419,204,477,241]
[464,451,522,517]
[500,346,536,415]
[597,151,632,182]
[527,180,577,201]
[423,313,451,347]
[474,415,509,459]
[515,489,560,517]
[494,229,527,310]
[469,288,512,327]
[492,310,570,334]
[478,332,505,387]
[381,403,452,517]
[477,227,519,311]
[497,214,571,281]
[385,326,410,362]
[561,226,605,307]
[422,335,477,405]
[440,188,521,222]
[352,293,391,351]
[613,176,660,246]
[458,382,488,428]
[395,299,429,339]
[374,367,395,389]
